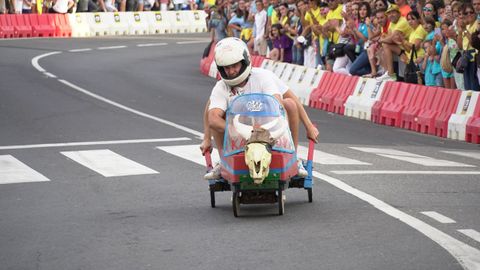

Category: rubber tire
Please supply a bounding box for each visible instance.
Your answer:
[210,189,216,208]
[278,189,284,216]
[232,192,240,217]
[307,188,313,203]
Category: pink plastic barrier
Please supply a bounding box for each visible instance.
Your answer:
[13,14,32,38]
[466,97,480,143]
[371,81,401,124]
[30,14,55,37]
[309,72,357,113]
[50,14,72,37]
[0,15,15,38]
[417,88,460,136]
[401,85,437,130]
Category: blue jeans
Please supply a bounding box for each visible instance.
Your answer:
[349,50,371,76]
[292,45,304,66]
[463,60,480,91]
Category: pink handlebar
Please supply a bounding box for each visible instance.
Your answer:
[307,139,315,161]
[204,151,213,170]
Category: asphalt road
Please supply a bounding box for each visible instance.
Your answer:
[0,34,479,270]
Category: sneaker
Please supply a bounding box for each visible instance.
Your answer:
[204,162,222,180]
[297,159,308,177]
[376,72,397,82]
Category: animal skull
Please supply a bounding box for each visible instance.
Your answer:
[245,142,272,184]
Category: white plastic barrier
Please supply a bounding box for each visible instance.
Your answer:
[260,59,275,71]
[145,11,171,34]
[344,78,385,120]
[296,68,324,105]
[121,12,149,35]
[448,91,480,141]
[85,13,110,36]
[167,11,190,33]
[271,62,287,78]
[107,12,129,36]
[186,10,208,33]
[68,13,91,37]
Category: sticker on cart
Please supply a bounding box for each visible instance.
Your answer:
[371,81,382,98]
[298,68,307,83]
[288,67,296,82]
[461,92,472,115]
[357,78,368,96]
[310,70,320,86]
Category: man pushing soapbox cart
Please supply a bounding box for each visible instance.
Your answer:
[204,93,315,217]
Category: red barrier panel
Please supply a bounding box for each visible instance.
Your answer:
[433,89,461,137]
[12,14,32,38]
[50,14,72,37]
[379,82,417,127]
[401,85,436,130]
[200,41,216,75]
[308,72,333,109]
[371,81,398,124]
[332,76,359,114]
[313,73,358,113]
[415,88,460,136]
[0,15,15,38]
[30,14,55,37]
[465,98,480,143]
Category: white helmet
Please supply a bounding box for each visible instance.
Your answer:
[214,37,252,87]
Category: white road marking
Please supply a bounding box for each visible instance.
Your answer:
[0,137,191,150]
[458,229,480,244]
[297,145,370,165]
[69,48,92,52]
[56,79,203,137]
[421,211,457,224]
[137,43,167,47]
[97,45,127,50]
[313,171,480,270]
[330,170,480,175]
[31,51,61,73]
[156,144,219,166]
[0,155,50,184]
[442,151,480,161]
[61,149,158,177]
[176,40,210,44]
[44,72,57,78]
[350,147,474,167]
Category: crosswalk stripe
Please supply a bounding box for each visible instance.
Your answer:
[349,147,474,167]
[458,229,480,244]
[61,149,158,177]
[421,211,456,224]
[442,151,480,161]
[156,145,220,167]
[0,155,50,184]
[297,145,370,165]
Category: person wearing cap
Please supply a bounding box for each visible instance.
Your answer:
[201,37,319,180]
[376,4,413,81]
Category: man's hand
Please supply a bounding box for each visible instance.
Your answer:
[200,139,213,156]
[306,124,319,143]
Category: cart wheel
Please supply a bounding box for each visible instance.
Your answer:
[307,188,313,203]
[210,189,216,208]
[278,189,284,216]
[232,192,240,217]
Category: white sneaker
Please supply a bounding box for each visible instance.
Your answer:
[376,72,397,82]
[297,159,308,177]
[204,162,222,180]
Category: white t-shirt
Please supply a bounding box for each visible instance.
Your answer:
[254,10,267,40]
[52,0,70,13]
[208,67,289,112]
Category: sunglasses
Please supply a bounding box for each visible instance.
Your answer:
[464,11,475,15]
[423,7,433,12]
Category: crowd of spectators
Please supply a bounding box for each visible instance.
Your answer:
[0,0,206,14]
[206,0,480,90]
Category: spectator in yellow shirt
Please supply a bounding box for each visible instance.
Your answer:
[377,4,413,81]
